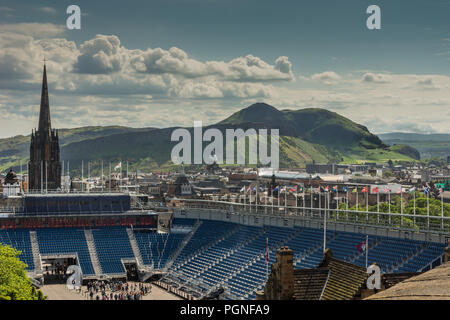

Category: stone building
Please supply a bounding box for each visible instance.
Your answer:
[257,247,420,300]
[28,64,61,191]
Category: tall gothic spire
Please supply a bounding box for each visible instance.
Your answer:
[38,63,51,133]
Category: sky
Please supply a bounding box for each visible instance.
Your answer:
[0,0,449,138]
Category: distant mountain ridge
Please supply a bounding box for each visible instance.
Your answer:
[0,103,419,174]
[379,132,450,159]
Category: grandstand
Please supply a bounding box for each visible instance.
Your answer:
[0,191,448,300]
[0,214,447,300]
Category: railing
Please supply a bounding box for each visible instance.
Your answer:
[176,198,450,235]
[24,190,130,195]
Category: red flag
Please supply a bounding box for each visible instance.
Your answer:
[362,186,368,193]
[265,238,269,263]
[356,241,366,252]
[371,186,379,193]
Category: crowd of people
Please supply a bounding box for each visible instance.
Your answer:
[85,280,152,300]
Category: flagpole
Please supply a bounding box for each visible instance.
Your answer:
[284,185,287,211]
[88,161,90,193]
[323,192,327,253]
[266,237,269,280]
[81,160,84,192]
[427,188,430,229]
[256,183,259,214]
[62,160,64,191]
[277,186,280,208]
[366,185,369,211]
[303,186,305,216]
[319,186,322,216]
[310,185,313,217]
[249,186,252,214]
[109,162,111,193]
[365,235,369,269]
[265,189,267,215]
[413,190,416,226]
[271,187,274,215]
[327,191,330,221]
[376,190,380,224]
[388,190,391,224]
[366,186,368,222]
[19,160,22,191]
[441,188,444,231]
[101,160,104,193]
[346,187,349,221]
[336,187,339,220]
[244,185,246,211]
[26,160,29,192]
[400,188,403,226]
[41,160,43,193]
[45,161,48,193]
[67,160,70,192]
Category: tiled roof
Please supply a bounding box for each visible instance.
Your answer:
[318,249,368,300]
[382,272,420,289]
[293,267,330,300]
[366,262,450,300]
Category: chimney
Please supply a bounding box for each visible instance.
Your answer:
[445,241,450,263]
[276,246,294,300]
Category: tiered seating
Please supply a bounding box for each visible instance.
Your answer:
[169,225,260,293]
[0,229,34,270]
[173,218,197,227]
[169,220,237,270]
[0,220,446,300]
[37,228,94,275]
[353,237,420,272]
[324,231,372,262]
[283,227,329,268]
[91,227,134,274]
[134,232,187,268]
[225,226,296,298]
[396,242,447,272]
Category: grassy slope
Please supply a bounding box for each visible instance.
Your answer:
[0,104,417,173]
[379,133,450,159]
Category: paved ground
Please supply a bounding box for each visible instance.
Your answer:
[41,282,181,300]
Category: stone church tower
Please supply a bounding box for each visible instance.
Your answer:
[28,64,61,191]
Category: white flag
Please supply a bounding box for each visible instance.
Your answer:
[114,162,122,171]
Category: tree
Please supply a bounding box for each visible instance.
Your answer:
[0,244,45,300]
[387,159,393,168]
[429,182,440,200]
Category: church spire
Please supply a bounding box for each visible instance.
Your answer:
[38,63,51,133]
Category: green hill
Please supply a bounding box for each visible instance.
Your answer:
[379,132,450,159]
[0,103,418,175]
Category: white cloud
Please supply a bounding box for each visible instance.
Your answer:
[0,27,449,136]
[310,71,342,85]
[0,23,65,38]
[73,35,125,74]
[38,7,58,15]
[361,72,391,83]
[0,7,14,12]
